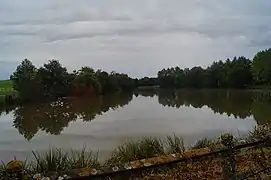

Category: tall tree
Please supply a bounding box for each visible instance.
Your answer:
[73,66,100,95]
[228,57,253,88]
[37,60,70,98]
[10,59,41,101]
[252,48,271,86]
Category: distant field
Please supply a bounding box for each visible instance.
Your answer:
[0,80,15,95]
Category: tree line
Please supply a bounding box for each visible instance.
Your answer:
[157,48,271,89]
[10,59,135,102]
[10,48,271,102]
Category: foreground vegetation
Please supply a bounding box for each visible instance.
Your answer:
[0,125,270,179]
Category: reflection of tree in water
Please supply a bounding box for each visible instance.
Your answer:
[0,97,16,116]
[38,100,77,135]
[252,102,271,125]
[13,105,40,140]
[155,89,271,125]
[12,93,133,140]
[135,88,157,98]
[71,93,133,121]
[13,100,77,140]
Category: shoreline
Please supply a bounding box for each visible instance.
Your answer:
[1,124,270,179]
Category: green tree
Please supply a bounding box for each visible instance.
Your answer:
[10,59,41,101]
[185,67,205,88]
[228,57,252,88]
[37,60,70,98]
[73,66,100,95]
[136,77,158,87]
[95,70,114,93]
[252,48,271,86]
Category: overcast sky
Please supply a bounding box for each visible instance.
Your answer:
[0,0,271,79]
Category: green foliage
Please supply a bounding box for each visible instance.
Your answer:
[73,67,100,95]
[8,48,271,102]
[135,77,158,87]
[10,59,39,101]
[10,59,135,101]
[0,80,15,95]
[158,56,254,89]
[252,48,271,86]
[37,60,71,98]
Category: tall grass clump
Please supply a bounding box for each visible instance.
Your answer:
[31,148,69,173]
[190,138,219,150]
[68,147,100,169]
[138,137,165,158]
[166,134,185,154]
[106,137,165,166]
[246,124,271,142]
[30,148,100,174]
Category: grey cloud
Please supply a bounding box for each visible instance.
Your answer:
[1,15,132,26]
[249,32,271,48]
[0,0,271,78]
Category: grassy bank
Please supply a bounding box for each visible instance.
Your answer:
[0,80,16,95]
[0,125,270,179]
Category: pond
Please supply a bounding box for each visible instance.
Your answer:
[0,90,270,162]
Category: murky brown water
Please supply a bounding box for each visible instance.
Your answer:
[0,90,271,162]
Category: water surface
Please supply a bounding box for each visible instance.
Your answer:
[0,90,270,162]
